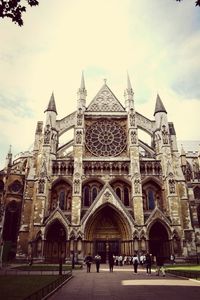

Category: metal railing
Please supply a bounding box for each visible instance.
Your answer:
[23,272,72,300]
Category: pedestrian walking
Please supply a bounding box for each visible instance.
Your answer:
[94,253,101,272]
[84,253,93,273]
[145,252,152,275]
[132,253,139,274]
[108,253,115,272]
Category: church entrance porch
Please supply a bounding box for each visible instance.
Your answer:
[83,204,133,261]
[148,221,170,260]
[43,220,68,263]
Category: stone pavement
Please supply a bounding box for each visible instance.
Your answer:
[48,264,200,300]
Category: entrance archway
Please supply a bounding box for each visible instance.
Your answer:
[84,204,132,262]
[149,221,170,259]
[44,220,66,262]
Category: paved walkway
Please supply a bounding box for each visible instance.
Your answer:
[49,264,200,300]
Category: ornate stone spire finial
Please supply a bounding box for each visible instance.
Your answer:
[154,94,167,116]
[44,92,57,114]
[80,71,86,91]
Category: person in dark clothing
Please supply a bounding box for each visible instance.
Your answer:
[84,253,93,273]
[132,254,139,274]
[108,253,115,272]
[145,253,152,275]
[94,253,101,272]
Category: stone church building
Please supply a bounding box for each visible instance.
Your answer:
[0,74,200,263]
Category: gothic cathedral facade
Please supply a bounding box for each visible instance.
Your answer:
[0,74,200,263]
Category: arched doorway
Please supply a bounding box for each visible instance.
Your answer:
[84,204,132,262]
[149,221,170,259]
[44,220,66,262]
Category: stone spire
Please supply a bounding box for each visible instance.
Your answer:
[6,145,12,167]
[77,71,87,109]
[154,94,167,116]
[44,92,57,114]
[124,72,134,111]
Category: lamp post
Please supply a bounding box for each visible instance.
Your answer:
[58,228,65,275]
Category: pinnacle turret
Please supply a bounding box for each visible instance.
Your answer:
[124,73,134,111]
[44,92,57,114]
[154,94,167,116]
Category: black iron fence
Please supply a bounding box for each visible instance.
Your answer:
[23,272,72,300]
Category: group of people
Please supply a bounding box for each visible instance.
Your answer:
[84,252,171,276]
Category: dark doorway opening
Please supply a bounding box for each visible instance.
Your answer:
[149,221,170,260]
[95,240,120,263]
[44,220,66,263]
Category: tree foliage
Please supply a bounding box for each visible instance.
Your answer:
[176,0,200,7]
[0,1,199,27]
[0,0,39,26]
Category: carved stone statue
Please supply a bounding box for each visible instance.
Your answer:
[76,130,82,144]
[162,125,168,144]
[38,179,45,194]
[44,125,51,144]
[131,131,137,144]
[169,179,175,194]
[134,178,140,194]
[74,179,80,194]
[130,109,135,127]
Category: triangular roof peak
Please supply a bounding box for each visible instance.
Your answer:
[44,92,57,114]
[154,94,167,116]
[86,81,125,112]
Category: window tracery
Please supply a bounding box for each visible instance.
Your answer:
[111,181,130,207]
[82,181,103,207]
[85,120,126,157]
[50,181,72,211]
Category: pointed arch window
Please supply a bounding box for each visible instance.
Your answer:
[91,187,98,202]
[124,187,129,206]
[59,191,65,210]
[194,187,200,199]
[116,187,121,200]
[148,190,155,210]
[83,186,90,207]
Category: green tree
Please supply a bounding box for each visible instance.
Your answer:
[0,0,39,26]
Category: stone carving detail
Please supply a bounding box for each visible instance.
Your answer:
[87,87,124,112]
[38,179,45,194]
[77,108,83,126]
[162,125,169,144]
[74,179,80,194]
[130,130,137,144]
[76,130,82,144]
[168,173,176,194]
[85,120,126,157]
[129,109,135,127]
[103,191,111,202]
[44,124,51,144]
[134,174,141,194]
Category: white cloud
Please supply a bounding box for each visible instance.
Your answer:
[0,0,200,169]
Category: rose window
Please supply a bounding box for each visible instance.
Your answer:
[85,120,126,156]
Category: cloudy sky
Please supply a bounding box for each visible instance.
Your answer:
[0,0,200,169]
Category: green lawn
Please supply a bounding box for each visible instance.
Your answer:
[166,264,200,280]
[0,275,62,300]
[166,264,200,271]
